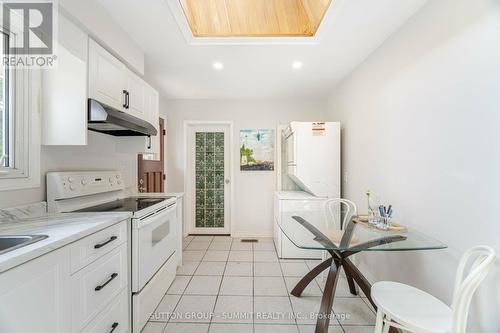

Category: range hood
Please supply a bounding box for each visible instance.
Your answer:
[88,99,157,137]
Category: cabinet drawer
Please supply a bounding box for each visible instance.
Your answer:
[70,220,127,273]
[71,244,128,332]
[81,288,129,333]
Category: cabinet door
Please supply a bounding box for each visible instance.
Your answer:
[42,43,88,145]
[42,15,88,146]
[88,39,126,111]
[125,71,146,119]
[144,89,160,158]
[0,247,71,333]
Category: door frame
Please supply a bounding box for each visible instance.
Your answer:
[183,121,234,236]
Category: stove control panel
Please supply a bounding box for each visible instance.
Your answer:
[47,171,126,203]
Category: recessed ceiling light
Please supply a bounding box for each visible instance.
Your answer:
[213,62,224,70]
[292,61,303,70]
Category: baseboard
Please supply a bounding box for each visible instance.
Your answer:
[230,232,273,239]
[356,260,376,284]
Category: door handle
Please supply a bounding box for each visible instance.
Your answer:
[95,273,118,291]
[122,90,127,108]
[94,236,118,249]
[108,322,119,333]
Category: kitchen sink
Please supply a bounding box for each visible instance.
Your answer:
[0,235,49,255]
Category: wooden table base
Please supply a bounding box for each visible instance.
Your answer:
[290,216,402,333]
[291,255,398,333]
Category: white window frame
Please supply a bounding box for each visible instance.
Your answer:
[0,20,41,191]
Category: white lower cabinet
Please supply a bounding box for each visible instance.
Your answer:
[82,289,129,333]
[0,220,130,333]
[70,221,127,274]
[72,244,128,332]
[0,247,72,333]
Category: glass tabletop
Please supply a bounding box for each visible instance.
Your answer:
[278,211,447,252]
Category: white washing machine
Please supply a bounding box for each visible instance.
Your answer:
[274,191,326,259]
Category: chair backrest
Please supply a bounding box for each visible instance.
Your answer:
[323,198,357,230]
[451,246,496,333]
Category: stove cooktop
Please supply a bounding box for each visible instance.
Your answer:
[76,197,173,213]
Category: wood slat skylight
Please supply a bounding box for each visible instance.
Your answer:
[179,0,332,37]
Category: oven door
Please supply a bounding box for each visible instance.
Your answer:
[132,202,177,292]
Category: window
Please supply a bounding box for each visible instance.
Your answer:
[0,31,8,168]
[0,26,41,191]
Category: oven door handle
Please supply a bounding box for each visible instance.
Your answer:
[134,204,176,229]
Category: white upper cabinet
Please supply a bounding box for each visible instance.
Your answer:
[144,87,160,158]
[88,38,155,123]
[43,30,160,146]
[125,71,146,119]
[88,39,126,111]
[116,85,161,157]
[42,14,88,146]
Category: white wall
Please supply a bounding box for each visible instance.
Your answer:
[59,0,145,74]
[0,132,138,209]
[162,99,327,237]
[326,0,500,330]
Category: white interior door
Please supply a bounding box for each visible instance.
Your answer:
[186,123,232,235]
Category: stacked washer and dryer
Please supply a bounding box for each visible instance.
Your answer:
[274,122,341,259]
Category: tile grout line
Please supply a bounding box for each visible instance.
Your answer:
[276,253,300,332]
[166,237,211,330]
[162,238,375,332]
[208,237,232,332]
[160,235,197,331]
[167,258,203,327]
[252,241,255,333]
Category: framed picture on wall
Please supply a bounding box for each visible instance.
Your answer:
[240,129,275,171]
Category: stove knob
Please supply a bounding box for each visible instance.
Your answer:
[109,177,114,183]
[69,185,76,191]
[68,177,75,183]
[81,179,88,186]
[117,180,122,185]
[116,174,121,179]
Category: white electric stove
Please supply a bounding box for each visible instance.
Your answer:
[47,171,179,333]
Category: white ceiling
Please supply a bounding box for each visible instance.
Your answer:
[98,0,427,100]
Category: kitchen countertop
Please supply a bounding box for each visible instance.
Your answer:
[0,211,132,273]
[132,192,184,198]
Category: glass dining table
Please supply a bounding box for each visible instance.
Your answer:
[279,213,447,333]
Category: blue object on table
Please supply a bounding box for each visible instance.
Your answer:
[387,205,393,217]
[379,206,386,217]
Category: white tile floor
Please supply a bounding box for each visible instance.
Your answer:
[142,236,376,333]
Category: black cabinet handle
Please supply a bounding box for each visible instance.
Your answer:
[147,136,152,150]
[94,236,118,249]
[126,91,130,109]
[95,273,118,291]
[109,322,119,333]
[122,90,127,108]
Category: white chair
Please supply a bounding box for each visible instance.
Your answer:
[321,198,358,279]
[372,246,496,333]
[323,198,358,231]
